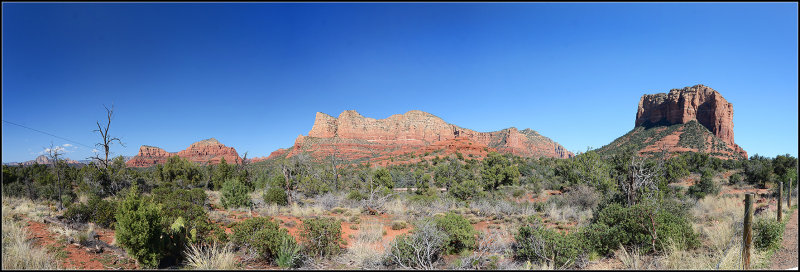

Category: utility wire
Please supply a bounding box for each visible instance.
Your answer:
[2,119,95,149]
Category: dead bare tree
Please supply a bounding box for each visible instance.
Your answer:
[328,146,341,191]
[620,155,660,206]
[90,104,125,170]
[46,142,66,210]
[280,153,310,206]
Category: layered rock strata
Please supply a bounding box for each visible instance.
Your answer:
[285,110,573,164]
[126,138,242,167]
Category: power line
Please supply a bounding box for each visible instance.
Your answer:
[2,119,95,149]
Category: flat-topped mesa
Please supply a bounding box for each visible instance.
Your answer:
[600,84,747,159]
[126,138,242,168]
[288,110,573,161]
[636,84,735,145]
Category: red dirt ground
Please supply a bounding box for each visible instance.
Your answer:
[25,219,137,269]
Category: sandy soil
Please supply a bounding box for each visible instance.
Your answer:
[769,208,798,270]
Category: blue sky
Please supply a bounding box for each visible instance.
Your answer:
[2,2,797,163]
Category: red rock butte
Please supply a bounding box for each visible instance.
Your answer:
[618,84,747,159]
[126,138,242,168]
[281,110,573,164]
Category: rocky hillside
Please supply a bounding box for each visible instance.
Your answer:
[598,84,747,159]
[277,110,573,165]
[126,138,242,167]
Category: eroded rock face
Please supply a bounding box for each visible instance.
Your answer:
[286,110,573,163]
[636,84,736,145]
[126,138,242,167]
[125,146,172,167]
[610,84,747,159]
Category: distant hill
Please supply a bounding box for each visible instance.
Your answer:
[597,84,747,159]
[269,110,573,166]
[126,138,242,168]
[4,155,83,166]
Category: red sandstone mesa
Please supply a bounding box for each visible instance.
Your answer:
[632,84,747,158]
[284,110,573,163]
[126,138,242,168]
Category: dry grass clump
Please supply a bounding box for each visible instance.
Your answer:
[183,242,238,270]
[287,203,324,217]
[653,193,774,270]
[2,196,50,221]
[337,240,384,269]
[615,246,657,269]
[2,205,61,270]
[357,221,384,243]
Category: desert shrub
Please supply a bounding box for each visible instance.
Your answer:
[299,217,344,258]
[384,221,447,269]
[349,215,361,224]
[513,220,587,269]
[150,186,214,247]
[584,202,699,255]
[754,218,784,251]
[512,188,525,198]
[433,212,477,254]
[231,217,295,263]
[391,220,407,230]
[263,187,288,206]
[63,202,91,223]
[89,196,118,228]
[65,196,117,229]
[687,168,719,199]
[449,179,485,201]
[220,178,251,209]
[346,190,367,201]
[115,185,166,268]
[560,185,600,211]
[729,173,742,185]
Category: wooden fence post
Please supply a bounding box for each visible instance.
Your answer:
[743,193,753,270]
[788,178,793,208]
[778,182,783,222]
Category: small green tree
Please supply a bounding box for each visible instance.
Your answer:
[263,187,288,206]
[481,152,520,196]
[115,185,165,268]
[688,168,720,199]
[221,178,251,209]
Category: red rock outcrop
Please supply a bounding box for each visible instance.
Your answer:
[284,110,573,163]
[126,138,242,168]
[599,85,746,159]
[634,84,746,158]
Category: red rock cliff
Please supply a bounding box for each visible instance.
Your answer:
[126,138,242,167]
[287,110,573,162]
[634,84,746,158]
[636,85,735,144]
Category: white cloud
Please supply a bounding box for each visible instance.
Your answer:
[63,144,72,147]
[92,149,100,153]
[39,146,69,155]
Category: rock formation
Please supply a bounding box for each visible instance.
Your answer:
[600,84,747,159]
[126,138,242,168]
[283,110,573,165]
[18,155,81,166]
